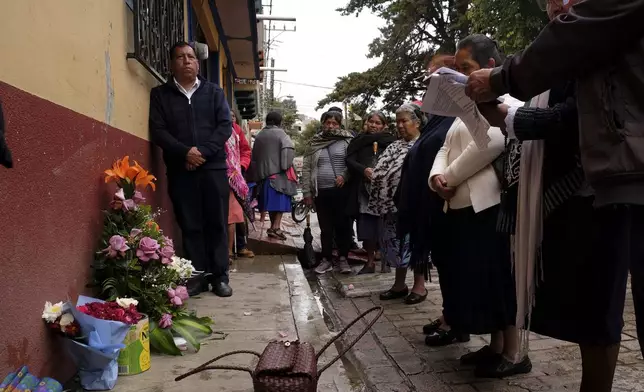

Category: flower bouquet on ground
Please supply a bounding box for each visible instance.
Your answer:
[91,156,213,355]
[42,296,139,390]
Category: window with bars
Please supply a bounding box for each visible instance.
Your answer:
[127,0,185,83]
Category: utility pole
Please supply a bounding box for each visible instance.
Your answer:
[343,100,349,130]
[270,58,276,106]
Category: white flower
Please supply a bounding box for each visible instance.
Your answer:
[116,297,139,308]
[42,301,64,323]
[59,313,75,331]
[168,256,195,279]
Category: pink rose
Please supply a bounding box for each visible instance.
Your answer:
[133,191,145,204]
[159,246,175,265]
[175,286,189,301]
[170,296,183,306]
[159,313,173,328]
[162,236,174,248]
[136,237,160,262]
[104,235,129,258]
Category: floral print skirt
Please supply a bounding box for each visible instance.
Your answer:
[379,213,411,269]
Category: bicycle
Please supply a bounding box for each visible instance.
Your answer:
[291,198,315,223]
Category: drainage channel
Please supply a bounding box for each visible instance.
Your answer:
[306,271,366,392]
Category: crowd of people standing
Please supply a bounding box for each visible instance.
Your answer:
[149,0,644,388]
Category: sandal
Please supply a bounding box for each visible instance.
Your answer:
[404,289,428,305]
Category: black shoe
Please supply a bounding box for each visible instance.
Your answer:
[201,273,213,293]
[212,281,233,297]
[460,345,498,366]
[186,275,204,297]
[425,329,470,347]
[474,355,532,378]
[379,287,409,301]
[404,290,428,305]
[422,319,442,335]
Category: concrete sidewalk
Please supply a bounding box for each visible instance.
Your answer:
[318,269,644,392]
[113,255,364,392]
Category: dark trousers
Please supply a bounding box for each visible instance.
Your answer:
[584,204,644,353]
[168,169,230,284]
[315,187,352,259]
[235,221,247,251]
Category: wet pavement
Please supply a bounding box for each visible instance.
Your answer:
[316,269,644,392]
[113,255,364,392]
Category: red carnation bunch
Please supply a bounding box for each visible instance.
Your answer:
[77,301,142,325]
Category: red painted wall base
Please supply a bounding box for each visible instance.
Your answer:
[0,82,179,380]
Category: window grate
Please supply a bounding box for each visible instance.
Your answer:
[127,0,184,83]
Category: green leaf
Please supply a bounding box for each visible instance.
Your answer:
[149,320,182,356]
[173,315,213,338]
[170,323,200,352]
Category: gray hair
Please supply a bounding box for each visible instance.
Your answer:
[456,34,504,68]
[395,103,427,127]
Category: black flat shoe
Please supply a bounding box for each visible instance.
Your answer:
[474,355,532,378]
[379,287,409,301]
[212,281,233,297]
[404,290,428,305]
[460,345,498,366]
[422,319,442,335]
[425,329,470,347]
[358,265,376,275]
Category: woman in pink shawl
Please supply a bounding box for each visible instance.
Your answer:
[226,126,249,264]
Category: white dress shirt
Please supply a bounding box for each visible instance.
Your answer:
[174,77,201,103]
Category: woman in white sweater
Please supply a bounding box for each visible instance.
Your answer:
[427,35,528,379]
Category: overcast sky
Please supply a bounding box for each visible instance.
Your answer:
[266,0,383,118]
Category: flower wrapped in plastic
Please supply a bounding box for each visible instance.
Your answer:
[63,296,134,390]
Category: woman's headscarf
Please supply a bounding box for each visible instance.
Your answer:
[305,111,353,156]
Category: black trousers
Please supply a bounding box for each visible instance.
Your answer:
[236,221,247,250]
[168,169,230,284]
[315,187,352,259]
[581,204,644,352]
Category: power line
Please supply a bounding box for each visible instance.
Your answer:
[274,80,334,89]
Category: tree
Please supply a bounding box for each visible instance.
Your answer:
[269,97,300,138]
[468,0,547,54]
[318,0,471,112]
[294,120,321,156]
[319,0,547,112]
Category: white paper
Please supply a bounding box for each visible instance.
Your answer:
[420,68,491,149]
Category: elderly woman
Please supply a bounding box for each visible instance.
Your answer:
[248,111,297,240]
[369,103,427,305]
[427,34,528,378]
[302,110,354,274]
[346,111,396,274]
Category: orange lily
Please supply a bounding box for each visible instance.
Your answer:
[146,221,160,231]
[104,156,132,184]
[133,162,157,191]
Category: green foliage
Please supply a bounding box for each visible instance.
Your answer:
[468,0,547,54]
[320,0,547,112]
[294,120,321,156]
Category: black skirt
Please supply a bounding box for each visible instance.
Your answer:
[530,196,597,343]
[440,205,517,335]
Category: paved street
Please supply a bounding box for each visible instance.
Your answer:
[113,255,363,392]
[317,269,644,392]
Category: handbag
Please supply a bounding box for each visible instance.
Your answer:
[175,306,383,392]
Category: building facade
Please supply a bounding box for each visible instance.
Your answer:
[0,0,261,379]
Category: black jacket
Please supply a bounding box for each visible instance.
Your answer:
[149,77,232,172]
[0,100,13,168]
[489,0,644,205]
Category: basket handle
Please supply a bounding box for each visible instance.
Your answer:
[174,350,260,381]
[316,306,383,376]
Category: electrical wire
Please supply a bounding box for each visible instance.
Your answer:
[273,80,334,89]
